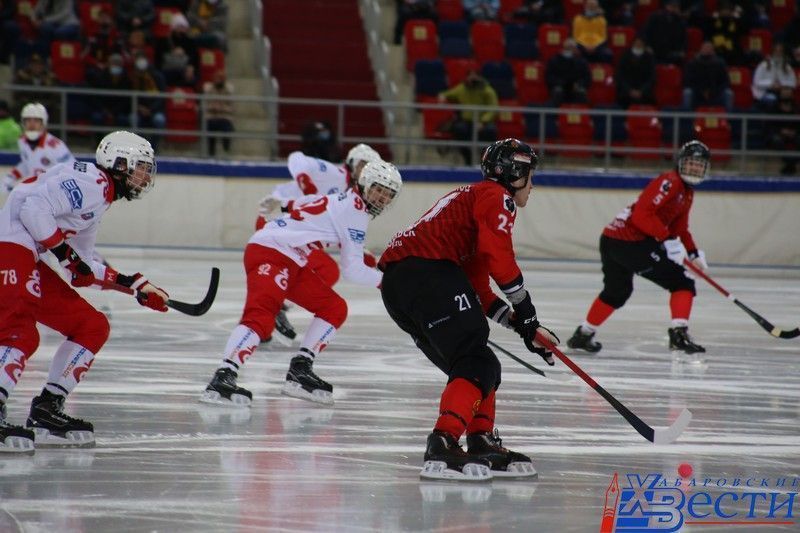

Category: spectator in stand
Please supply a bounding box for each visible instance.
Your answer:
[130,52,167,150]
[0,0,19,64]
[768,88,799,175]
[643,0,687,65]
[126,29,152,64]
[88,53,133,139]
[203,69,234,156]
[463,0,499,22]
[168,62,199,89]
[438,69,498,165]
[706,0,745,66]
[116,0,156,36]
[156,12,198,74]
[511,0,564,25]
[393,0,437,45]
[599,0,634,26]
[0,100,22,150]
[13,53,59,115]
[682,41,733,111]
[572,0,613,64]
[31,0,80,44]
[752,43,797,111]
[82,11,125,79]
[546,38,590,106]
[187,0,228,51]
[616,36,656,108]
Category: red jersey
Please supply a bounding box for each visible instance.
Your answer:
[603,170,698,252]
[379,180,523,313]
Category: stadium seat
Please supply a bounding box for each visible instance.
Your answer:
[608,26,635,64]
[693,107,731,161]
[166,88,199,142]
[444,57,479,85]
[587,63,615,106]
[513,60,548,104]
[727,66,753,110]
[439,20,471,58]
[537,24,568,63]
[481,60,515,99]
[769,0,796,32]
[50,40,84,84]
[153,7,180,39]
[504,23,538,60]
[499,0,524,20]
[655,64,682,108]
[198,48,225,84]
[422,105,454,139]
[437,0,464,21]
[404,19,438,70]
[471,21,505,63]
[626,104,663,159]
[78,2,112,37]
[439,20,470,40]
[497,100,525,139]
[414,59,448,98]
[564,0,585,22]
[744,28,772,58]
[558,104,594,157]
[686,27,703,60]
[634,0,660,29]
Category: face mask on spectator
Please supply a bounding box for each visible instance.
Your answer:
[110,65,123,76]
[632,46,644,56]
[562,50,573,58]
[135,58,148,71]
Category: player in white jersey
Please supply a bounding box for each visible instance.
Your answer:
[200,160,402,407]
[0,131,169,453]
[3,103,74,193]
[255,143,383,344]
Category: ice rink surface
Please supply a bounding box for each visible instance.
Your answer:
[1,248,798,533]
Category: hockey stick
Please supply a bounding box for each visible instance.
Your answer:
[534,331,692,444]
[98,267,220,316]
[683,260,800,339]
[487,340,570,382]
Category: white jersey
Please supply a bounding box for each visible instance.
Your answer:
[0,160,112,280]
[250,189,381,287]
[4,132,75,191]
[270,151,350,207]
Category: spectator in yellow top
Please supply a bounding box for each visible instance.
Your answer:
[438,70,498,165]
[572,0,613,64]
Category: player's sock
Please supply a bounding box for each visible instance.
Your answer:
[219,325,260,372]
[585,297,615,328]
[433,378,482,439]
[465,389,495,434]
[297,317,337,357]
[44,341,95,397]
[670,290,693,325]
[0,346,28,398]
[26,389,94,447]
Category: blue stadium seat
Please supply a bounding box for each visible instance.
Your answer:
[481,60,516,100]
[504,23,538,60]
[414,59,448,97]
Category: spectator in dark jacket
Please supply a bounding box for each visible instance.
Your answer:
[130,52,166,149]
[643,0,687,65]
[88,53,133,137]
[116,0,156,35]
[768,87,800,175]
[511,0,564,24]
[545,38,590,106]
[682,41,733,110]
[706,0,746,66]
[616,37,656,108]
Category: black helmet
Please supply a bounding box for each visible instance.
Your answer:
[676,140,710,185]
[480,138,538,193]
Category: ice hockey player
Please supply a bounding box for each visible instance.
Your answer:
[379,138,557,481]
[0,131,169,452]
[566,140,711,356]
[201,160,402,407]
[253,143,383,344]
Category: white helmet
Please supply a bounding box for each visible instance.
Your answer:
[96,131,156,200]
[358,160,402,217]
[21,102,48,141]
[345,143,381,174]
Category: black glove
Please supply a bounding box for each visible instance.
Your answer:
[50,242,94,287]
[510,291,539,339]
[525,325,560,366]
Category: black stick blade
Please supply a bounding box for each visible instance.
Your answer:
[166,267,220,316]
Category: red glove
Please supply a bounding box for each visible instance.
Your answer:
[113,271,169,312]
[363,251,377,268]
[50,242,94,287]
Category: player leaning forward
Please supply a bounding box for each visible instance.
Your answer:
[0,131,169,452]
[200,160,403,407]
[379,138,559,481]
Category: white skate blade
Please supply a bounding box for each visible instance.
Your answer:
[490,461,538,479]
[31,428,95,448]
[198,389,252,407]
[0,435,35,454]
[419,482,493,503]
[419,460,492,481]
[281,381,334,405]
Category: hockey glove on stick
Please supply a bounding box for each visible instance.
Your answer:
[687,249,707,271]
[663,238,687,266]
[111,271,169,312]
[508,291,559,366]
[50,241,95,287]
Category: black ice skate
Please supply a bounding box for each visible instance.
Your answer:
[272,306,297,346]
[281,356,334,405]
[668,326,706,355]
[200,368,253,407]
[26,390,94,447]
[0,401,35,454]
[467,430,537,478]
[420,430,492,481]
[566,326,602,353]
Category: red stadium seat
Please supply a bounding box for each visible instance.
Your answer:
[587,63,615,106]
[626,105,663,159]
[564,0,585,22]
[770,0,796,32]
[166,88,199,142]
[444,57,479,85]
[512,60,548,104]
[153,7,180,39]
[404,19,439,71]
[471,21,505,63]
[78,2,112,37]
[727,66,753,110]
[634,0,660,29]
[608,26,635,64]
[686,27,703,60]
[743,28,772,58]
[499,0,524,20]
[437,0,464,21]
[198,48,225,84]
[538,24,568,63]
[422,105,454,139]
[693,107,731,161]
[50,41,84,84]
[497,100,525,139]
[655,64,682,107]
[558,104,594,157]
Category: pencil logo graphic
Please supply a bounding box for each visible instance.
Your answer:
[600,472,620,533]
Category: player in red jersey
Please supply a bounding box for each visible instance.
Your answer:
[379,138,559,481]
[566,140,711,356]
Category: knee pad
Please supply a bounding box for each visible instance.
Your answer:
[71,310,110,353]
[450,346,500,398]
[599,286,633,309]
[317,294,347,329]
[8,323,40,357]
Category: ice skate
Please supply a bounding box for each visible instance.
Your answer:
[0,402,35,454]
[272,306,297,346]
[467,430,537,479]
[200,368,253,407]
[282,356,334,405]
[668,327,705,355]
[566,326,602,353]
[420,430,492,481]
[26,390,94,448]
